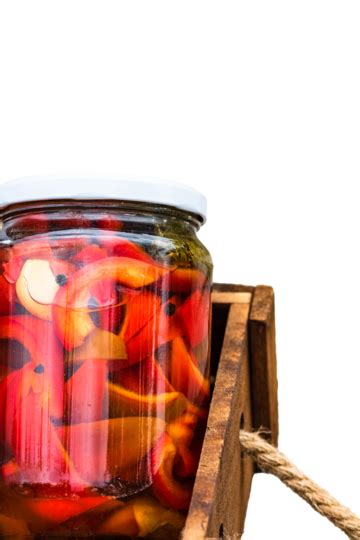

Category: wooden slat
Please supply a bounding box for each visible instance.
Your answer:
[183,283,278,539]
[211,291,252,304]
[210,283,254,294]
[248,285,279,445]
[182,298,253,539]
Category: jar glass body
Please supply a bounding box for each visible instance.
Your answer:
[0,200,212,538]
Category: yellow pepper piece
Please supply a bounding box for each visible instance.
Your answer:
[132,495,185,537]
[71,328,127,363]
[97,496,185,537]
[0,513,32,540]
[108,381,188,421]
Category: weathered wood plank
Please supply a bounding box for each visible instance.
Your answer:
[211,291,252,304]
[183,283,278,539]
[211,283,254,294]
[182,295,252,539]
[248,285,278,445]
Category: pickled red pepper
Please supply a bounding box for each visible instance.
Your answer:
[0,208,212,538]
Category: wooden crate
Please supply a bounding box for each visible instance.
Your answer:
[182,283,278,539]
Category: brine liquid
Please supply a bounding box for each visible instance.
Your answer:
[0,217,211,538]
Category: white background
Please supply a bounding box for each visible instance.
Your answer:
[1,2,359,538]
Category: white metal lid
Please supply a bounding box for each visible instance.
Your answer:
[0,175,207,222]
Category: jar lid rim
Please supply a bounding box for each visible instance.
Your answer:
[0,175,207,222]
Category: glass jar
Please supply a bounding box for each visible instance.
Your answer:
[0,177,212,539]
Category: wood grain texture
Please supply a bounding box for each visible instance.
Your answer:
[182,293,253,540]
[211,291,252,304]
[182,283,278,539]
[248,285,279,445]
[210,283,254,294]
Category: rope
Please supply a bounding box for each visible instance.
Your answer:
[240,430,360,539]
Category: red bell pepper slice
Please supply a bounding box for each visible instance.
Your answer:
[2,256,24,284]
[72,244,108,266]
[3,237,90,283]
[112,354,173,395]
[98,289,157,336]
[151,433,193,510]
[10,212,91,237]
[10,210,95,238]
[53,301,95,352]
[10,213,49,235]
[169,336,210,406]
[13,387,66,485]
[97,235,159,265]
[0,458,20,481]
[0,316,64,440]
[11,238,54,260]
[95,214,123,231]
[0,362,66,486]
[47,213,93,231]
[53,257,169,350]
[177,288,211,348]
[0,315,64,434]
[49,236,92,259]
[26,496,111,537]
[22,496,115,533]
[60,255,167,301]
[174,445,198,479]
[123,291,162,342]
[95,280,142,336]
[89,278,120,328]
[55,417,166,486]
[11,236,90,262]
[65,359,109,424]
[9,315,65,419]
[166,414,200,478]
[167,416,195,448]
[0,363,34,446]
[0,363,7,383]
[0,276,15,315]
[125,298,183,365]
[169,267,206,293]
[97,301,125,334]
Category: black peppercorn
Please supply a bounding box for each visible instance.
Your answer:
[34,364,44,374]
[164,302,176,316]
[55,274,68,286]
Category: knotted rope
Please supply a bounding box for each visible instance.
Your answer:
[240,431,360,539]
